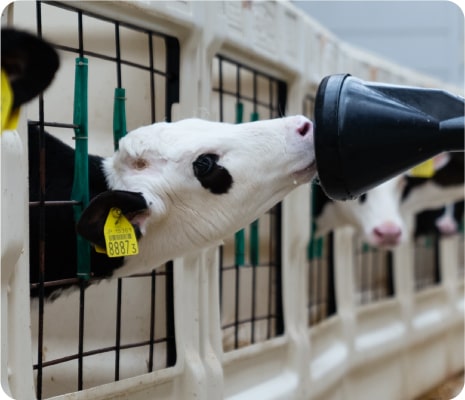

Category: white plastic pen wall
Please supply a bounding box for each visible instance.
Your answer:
[1,1,463,400]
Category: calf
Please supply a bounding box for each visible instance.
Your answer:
[414,201,464,237]
[29,116,315,298]
[313,152,464,247]
[313,177,407,247]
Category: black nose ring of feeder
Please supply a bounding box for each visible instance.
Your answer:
[313,74,465,201]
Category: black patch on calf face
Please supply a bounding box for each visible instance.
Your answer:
[358,193,367,204]
[193,154,233,194]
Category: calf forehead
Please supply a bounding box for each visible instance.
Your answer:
[119,118,284,159]
[339,177,403,219]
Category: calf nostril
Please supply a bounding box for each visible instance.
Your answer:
[297,121,311,137]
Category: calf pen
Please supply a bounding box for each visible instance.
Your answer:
[2,2,463,400]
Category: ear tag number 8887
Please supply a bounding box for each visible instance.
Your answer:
[101,207,139,257]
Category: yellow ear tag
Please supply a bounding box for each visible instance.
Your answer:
[410,159,435,178]
[1,69,20,133]
[102,207,139,257]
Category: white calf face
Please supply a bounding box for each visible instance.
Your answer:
[101,116,315,263]
[333,177,407,247]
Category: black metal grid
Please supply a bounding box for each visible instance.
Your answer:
[414,233,441,290]
[353,238,395,305]
[27,2,178,398]
[305,93,337,326]
[212,55,286,351]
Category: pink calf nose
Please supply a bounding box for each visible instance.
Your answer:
[373,223,402,245]
[297,118,312,137]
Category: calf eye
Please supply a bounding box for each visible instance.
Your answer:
[358,193,367,204]
[192,153,233,194]
[193,154,217,177]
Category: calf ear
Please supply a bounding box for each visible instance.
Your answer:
[1,28,59,108]
[77,190,150,249]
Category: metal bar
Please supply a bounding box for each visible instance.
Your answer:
[266,194,274,339]
[29,200,80,207]
[51,43,170,76]
[164,36,180,122]
[219,245,224,322]
[216,54,285,81]
[165,262,177,366]
[115,22,122,88]
[327,233,337,316]
[77,280,86,390]
[28,120,80,129]
[35,2,45,397]
[148,33,156,123]
[221,314,277,330]
[148,270,156,372]
[274,205,284,336]
[30,277,81,290]
[115,279,122,381]
[33,337,170,370]
[212,88,280,111]
[234,261,240,349]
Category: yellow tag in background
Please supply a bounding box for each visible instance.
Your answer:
[410,158,435,178]
[1,69,20,132]
[102,207,139,257]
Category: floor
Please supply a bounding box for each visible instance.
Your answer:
[416,371,464,400]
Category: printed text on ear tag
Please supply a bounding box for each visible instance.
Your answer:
[410,159,435,178]
[103,207,139,257]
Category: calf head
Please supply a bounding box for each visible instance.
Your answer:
[1,28,59,130]
[78,116,315,272]
[315,177,407,248]
[314,152,464,248]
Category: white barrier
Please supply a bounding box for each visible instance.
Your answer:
[1,1,463,399]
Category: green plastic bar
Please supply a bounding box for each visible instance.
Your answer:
[249,219,259,266]
[113,87,127,151]
[308,236,324,260]
[362,243,371,253]
[235,102,245,266]
[249,111,260,266]
[308,182,324,260]
[71,57,91,280]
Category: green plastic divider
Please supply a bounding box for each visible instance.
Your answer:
[113,87,127,151]
[308,183,324,260]
[71,57,91,280]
